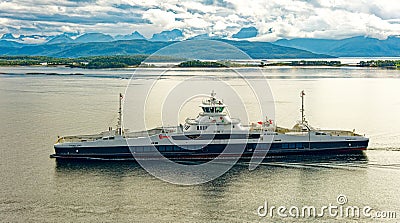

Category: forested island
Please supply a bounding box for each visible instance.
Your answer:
[0,55,147,69]
[1,56,399,69]
[178,59,400,69]
[358,60,400,69]
[178,60,228,67]
[260,60,342,67]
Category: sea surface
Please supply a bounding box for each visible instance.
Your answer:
[0,66,400,222]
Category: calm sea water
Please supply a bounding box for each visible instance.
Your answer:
[1,66,400,222]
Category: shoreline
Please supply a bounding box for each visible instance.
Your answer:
[1,55,400,70]
[0,63,398,72]
[0,65,398,79]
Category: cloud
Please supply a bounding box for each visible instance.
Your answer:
[0,0,399,40]
[143,9,179,28]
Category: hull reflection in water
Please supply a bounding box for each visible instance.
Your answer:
[54,153,368,172]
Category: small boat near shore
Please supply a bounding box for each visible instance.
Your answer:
[51,91,368,160]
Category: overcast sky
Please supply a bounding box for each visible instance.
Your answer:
[1,0,399,40]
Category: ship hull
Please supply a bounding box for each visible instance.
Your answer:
[51,140,368,160]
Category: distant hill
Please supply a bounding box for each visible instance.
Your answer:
[0,40,23,47]
[1,29,399,58]
[150,29,184,42]
[274,36,400,57]
[226,40,332,59]
[115,31,146,41]
[46,34,74,45]
[0,33,48,44]
[232,27,258,39]
[1,33,18,40]
[0,39,331,59]
[74,33,114,43]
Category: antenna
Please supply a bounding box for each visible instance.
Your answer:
[117,93,123,135]
[300,90,305,124]
[211,90,216,97]
[210,90,216,105]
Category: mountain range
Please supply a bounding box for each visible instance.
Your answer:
[1,28,399,58]
[0,39,332,59]
[274,36,400,57]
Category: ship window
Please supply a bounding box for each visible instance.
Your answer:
[203,107,210,113]
[197,126,207,131]
[215,107,224,113]
[296,143,303,149]
[184,125,190,130]
[158,146,165,152]
[210,107,215,113]
[289,143,296,149]
[256,144,267,150]
[246,144,256,151]
[166,146,173,151]
[248,134,260,139]
[282,143,288,149]
[174,146,181,151]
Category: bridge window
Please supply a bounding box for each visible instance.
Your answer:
[202,107,210,113]
[202,106,224,113]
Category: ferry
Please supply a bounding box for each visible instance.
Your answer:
[51,91,368,160]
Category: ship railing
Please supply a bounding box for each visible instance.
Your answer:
[56,134,102,143]
[273,127,361,136]
[123,127,165,138]
[199,112,227,116]
[320,130,361,136]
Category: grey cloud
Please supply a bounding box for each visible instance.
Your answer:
[0,11,150,25]
[187,8,206,15]
[202,0,235,9]
[0,0,399,40]
[67,0,97,3]
[112,4,150,11]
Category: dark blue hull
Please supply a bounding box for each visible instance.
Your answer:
[51,140,368,160]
